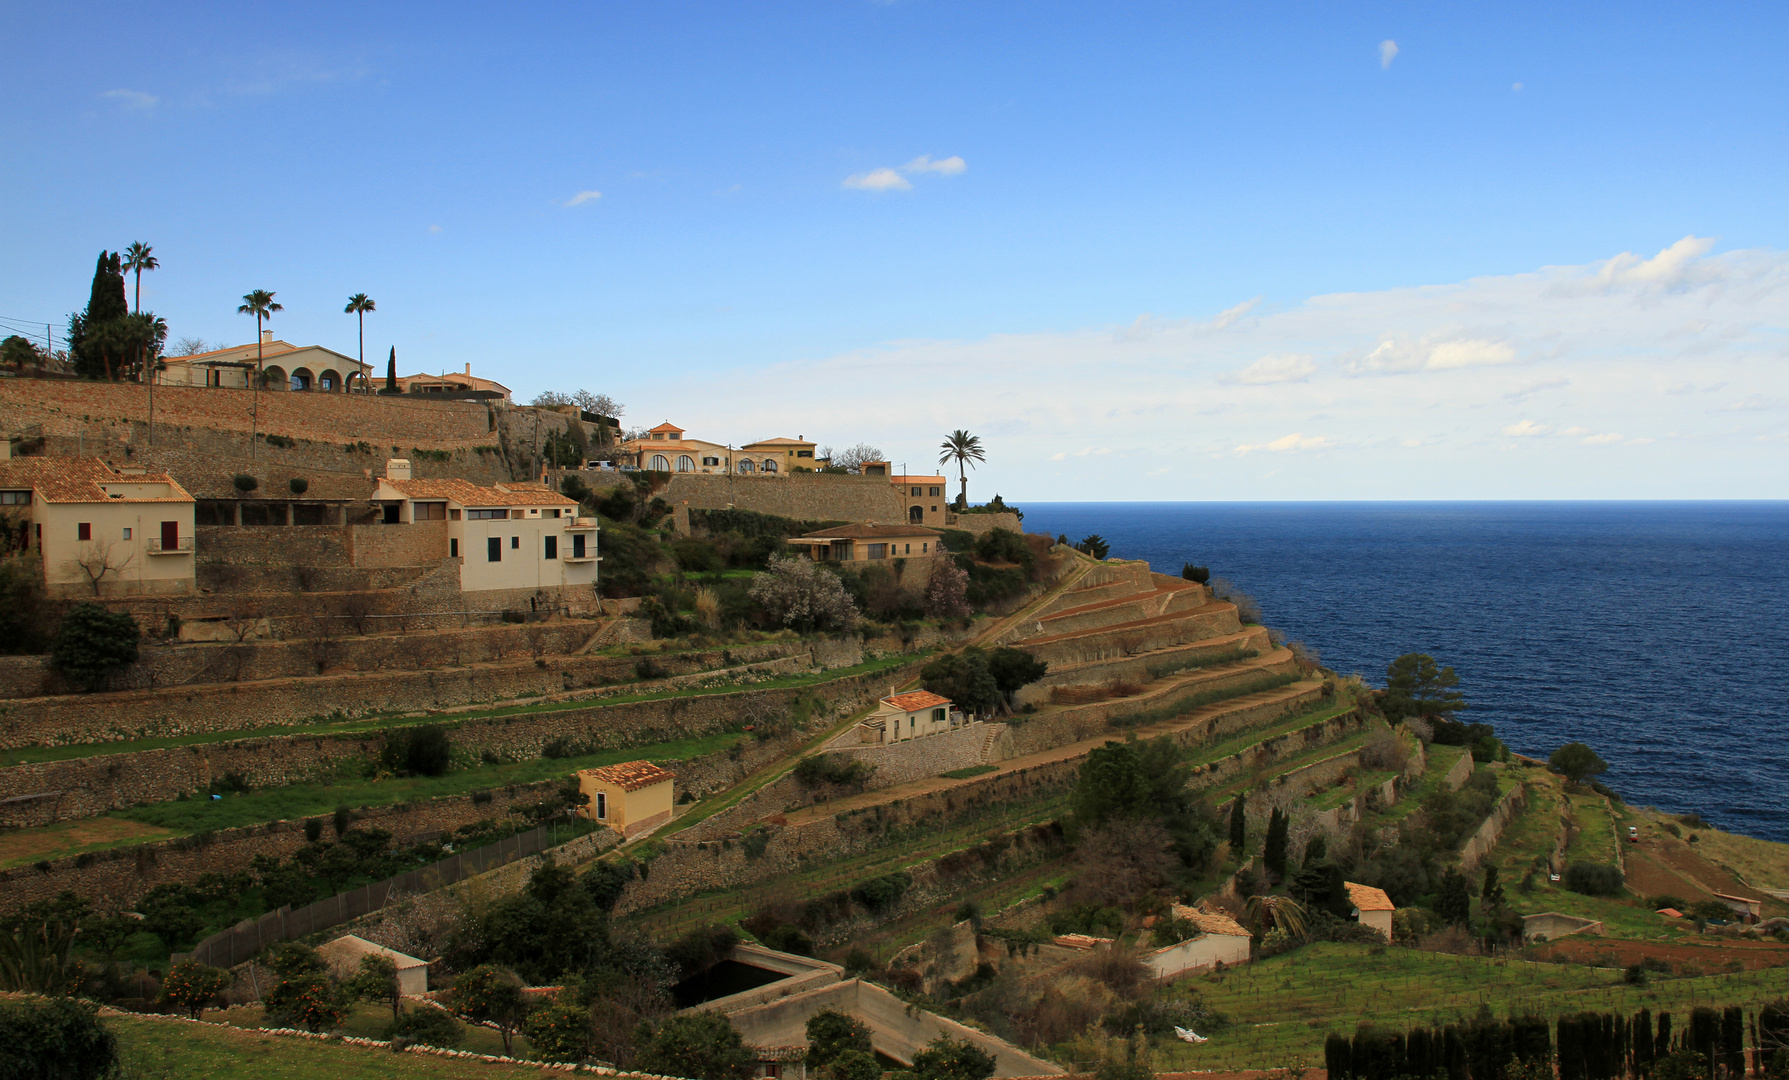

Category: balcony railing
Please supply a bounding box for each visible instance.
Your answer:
[147,537,195,554]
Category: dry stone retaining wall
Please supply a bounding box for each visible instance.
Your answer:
[1459,779,1529,873]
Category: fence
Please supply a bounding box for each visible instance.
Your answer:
[184,819,597,969]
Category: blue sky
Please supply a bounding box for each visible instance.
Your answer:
[3,2,1787,499]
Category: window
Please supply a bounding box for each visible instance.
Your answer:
[650,454,670,471]
[511,536,519,549]
[866,543,886,559]
[922,542,928,553]
[545,508,561,518]
[572,533,587,558]
[933,708,946,724]
[121,527,131,540]
[796,450,812,458]
[544,536,557,559]
[929,486,940,497]
[415,502,446,520]
[677,455,695,472]
[738,460,755,474]
[766,1065,782,1079]
[0,491,28,505]
[595,792,607,819]
[450,538,459,558]
[512,510,525,519]
[762,459,778,473]
[77,523,91,541]
[487,537,501,562]
[912,487,922,496]
[903,543,910,554]
[467,508,505,520]
[449,508,462,520]
[909,714,915,728]
[702,456,720,466]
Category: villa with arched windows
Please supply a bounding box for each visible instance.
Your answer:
[158,334,375,394]
[623,422,821,475]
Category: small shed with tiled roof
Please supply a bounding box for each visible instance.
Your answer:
[575,760,676,839]
[862,688,959,744]
[1345,881,1396,939]
[1147,903,1253,978]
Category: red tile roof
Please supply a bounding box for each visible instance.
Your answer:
[1170,903,1252,938]
[582,760,675,791]
[382,478,576,507]
[796,524,942,540]
[883,690,951,712]
[0,458,193,504]
[648,422,683,433]
[1345,882,1396,912]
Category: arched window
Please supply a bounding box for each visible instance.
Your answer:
[909,505,925,525]
[263,366,288,390]
[318,370,339,391]
[290,368,314,391]
[650,454,670,471]
[738,460,755,474]
[677,455,695,472]
[762,459,778,473]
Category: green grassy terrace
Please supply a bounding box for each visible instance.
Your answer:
[1154,942,1789,1071]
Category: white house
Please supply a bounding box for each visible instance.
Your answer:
[1145,905,1253,978]
[0,453,196,598]
[371,460,598,603]
[860,690,959,744]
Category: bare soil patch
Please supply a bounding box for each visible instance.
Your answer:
[0,816,172,869]
[1528,935,1789,972]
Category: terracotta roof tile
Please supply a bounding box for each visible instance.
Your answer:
[1052,933,1112,950]
[795,524,942,540]
[883,690,951,712]
[1344,882,1396,912]
[0,458,194,504]
[1170,904,1252,938]
[583,760,675,791]
[383,477,576,507]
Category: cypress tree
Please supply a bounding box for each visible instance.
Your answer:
[1264,807,1290,878]
[1481,865,1506,909]
[1633,1009,1654,1080]
[381,345,399,394]
[1407,1027,1432,1080]
[1229,789,1247,854]
[1558,1016,1583,1080]
[1304,831,1328,864]
[1326,1033,1354,1080]
[1721,1007,1744,1080]
[1689,1008,1719,1074]
[1437,867,1473,927]
[71,251,129,380]
[1444,1024,1468,1080]
[1654,1013,1671,1061]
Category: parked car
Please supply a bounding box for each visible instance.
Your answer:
[1628,826,1640,842]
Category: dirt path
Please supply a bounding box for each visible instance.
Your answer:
[781,671,1320,826]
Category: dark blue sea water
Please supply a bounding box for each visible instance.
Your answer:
[1020,502,1789,842]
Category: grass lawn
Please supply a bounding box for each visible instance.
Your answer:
[1377,745,1468,827]
[1492,772,1569,877]
[1152,941,1789,1071]
[108,1011,538,1079]
[1568,792,1620,867]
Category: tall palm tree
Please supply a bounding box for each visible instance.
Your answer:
[238,290,282,463]
[122,242,158,313]
[938,429,986,510]
[1244,894,1307,939]
[344,293,375,392]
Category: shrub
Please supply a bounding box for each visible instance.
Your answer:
[850,872,911,913]
[160,960,232,1019]
[288,477,309,494]
[380,724,454,777]
[1075,534,1111,559]
[1562,862,1625,897]
[0,996,118,1080]
[793,754,874,789]
[523,996,592,1062]
[761,923,815,956]
[636,1011,756,1080]
[386,1005,463,1048]
[924,558,971,619]
[1180,564,1210,584]
[0,556,47,654]
[49,603,140,691]
[750,556,860,632]
[232,473,258,493]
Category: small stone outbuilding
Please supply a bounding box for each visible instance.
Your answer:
[315,934,430,995]
[1345,881,1396,940]
[1146,905,1253,978]
[575,760,676,839]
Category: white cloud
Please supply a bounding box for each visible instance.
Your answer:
[428,224,443,233]
[1504,377,1568,400]
[902,155,966,176]
[1580,432,1626,445]
[1512,82,1524,92]
[1225,353,1316,385]
[563,190,602,207]
[1232,432,1334,456]
[1588,235,1716,293]
[843,168,912,192]
[1380,40,1399,69]
[100,89,158,110]
[1502,420,1551,437]
[1048,452,1067,461]
[1346,334,1517,375]
[844,154,966,192]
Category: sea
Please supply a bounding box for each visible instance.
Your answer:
[1018,502,1789,842]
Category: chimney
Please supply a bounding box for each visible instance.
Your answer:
[0,435,10,462]
[260,329,272,345]
[464,363,472,375]
[386,458,412,481]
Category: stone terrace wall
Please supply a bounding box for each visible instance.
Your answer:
[0,620,598,699]
[0,638,821,748]
[0,779,571,909]
[942,512,1024,536]
[0,653,922,824]
[660,473,907,526]
[826,722,1009,790]
[1002,664,1313,757]
[1459,780,1528,874]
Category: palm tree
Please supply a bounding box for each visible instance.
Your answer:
[344,293,375,392]
[122,242,158,313]
[1244,894,1307,939]
[238,290,282,463]
[938,429,986,510]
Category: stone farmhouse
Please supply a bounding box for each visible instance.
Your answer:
[159,334,374,393]
[0,453,196,598]
[370,460,598,604]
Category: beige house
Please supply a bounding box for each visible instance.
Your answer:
[889,473,949,527]
[370,461,598,601]
[622,422,823,475]
[574,760,676,838]
[1345,881,1396,939]
[398,363,511,400]
[787,523,942,564]
[1147,905,1253,978]
[160,335,373,393]
[0,454,195,598]
[858,690,960,745]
